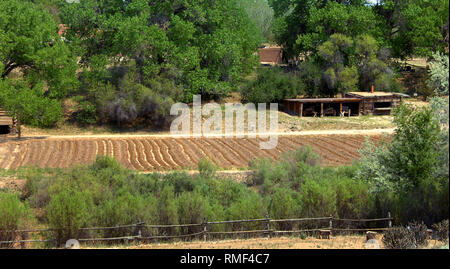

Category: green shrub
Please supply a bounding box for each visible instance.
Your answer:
[334,177,372,219]
[76,101,98,126]
[249,157,289,187]
[177,191,208,234]
[268,188,301,230]
[198,158,217,178]
[227,192,265,231]
[80,62,178,129]
[300,177,336,218]
[156,185,179,235]
[0,193,33,246]
[46,187,94,246]
[95,191,157,238]
[242,67,304,104]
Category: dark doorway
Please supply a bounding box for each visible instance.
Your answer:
[374,102,392,109]
[0,125,10,134]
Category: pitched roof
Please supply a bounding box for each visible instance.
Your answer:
[347,92,398,97]
[258,47,282,64]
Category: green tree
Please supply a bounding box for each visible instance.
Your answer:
[427,52,449,96]
[59,0,260,101]
[239,0,275,42]
[0,0,77,135]
[269,0,384,60]
[0,80,63,138]
[308,33,397,96]
[356,103,447,224]
[375,0,449,58]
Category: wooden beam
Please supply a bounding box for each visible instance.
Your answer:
[299,103,303,117]
[339,103,342,117]
[320,103,324,118]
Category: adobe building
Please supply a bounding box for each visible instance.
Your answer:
[258,46,283,66]
[0,109,13,134]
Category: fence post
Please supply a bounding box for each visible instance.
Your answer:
[137,220,143,240]
[203,218,208,242]
[329,215,333,233]
[265,214,271,239]
[387,212,392,228]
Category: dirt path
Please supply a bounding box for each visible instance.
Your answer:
[2,128,395,140]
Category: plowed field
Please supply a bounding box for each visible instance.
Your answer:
[0,135,383,171]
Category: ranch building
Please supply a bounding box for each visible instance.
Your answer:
[0,109,13,134]
[284,91,402,117]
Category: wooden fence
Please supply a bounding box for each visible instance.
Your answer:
[0,213,393,248]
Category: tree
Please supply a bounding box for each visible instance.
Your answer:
[297,1,386,56]
[305,33,397,96]
[269,0,384,60]
[0,0,78,97]
[356,103,447,224]
[0,80,63,138]
[239,0,275,43]
[427,52,449,96]
[375,0,449,58]
[0,0,77,136]
[58,0,260,101]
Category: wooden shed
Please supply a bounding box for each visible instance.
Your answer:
[344,92,402,116]
[0,109,14,134]
[258,47,283,66]
[284,98,362,117]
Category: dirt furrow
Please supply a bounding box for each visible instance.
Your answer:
[135,139,153,170]
[141,139,160,168]
[159,139,183,169]
[149,140,171,168]
[167,138,196,168]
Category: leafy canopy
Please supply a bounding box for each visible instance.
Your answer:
[58,0,260,101]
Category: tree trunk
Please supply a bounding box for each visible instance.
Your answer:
[16,117,21,140]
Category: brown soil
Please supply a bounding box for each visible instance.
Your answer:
[0,133,387,171]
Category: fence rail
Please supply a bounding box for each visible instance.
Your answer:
[0,213,393,248]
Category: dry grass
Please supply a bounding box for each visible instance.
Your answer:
[99,236,381,250]
[17,111,396,137]
[87,235,449,250]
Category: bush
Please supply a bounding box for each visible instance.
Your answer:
[176,191,208,234]
[300,177,336,218]
[156,185,179,235]
[408,221,429,247]
[227,192,265,230]
[76,101,98,126]
[383,227,416,249]
[0,193,33,246]
[95,191,157,238]
[242,67,304,104]
[46,187,94,246]
[268,188,301,230]
[79,62,178,129]
[432,219,449,243]
[198,158,217,178]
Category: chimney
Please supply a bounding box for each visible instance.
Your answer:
[371,85,375,94]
